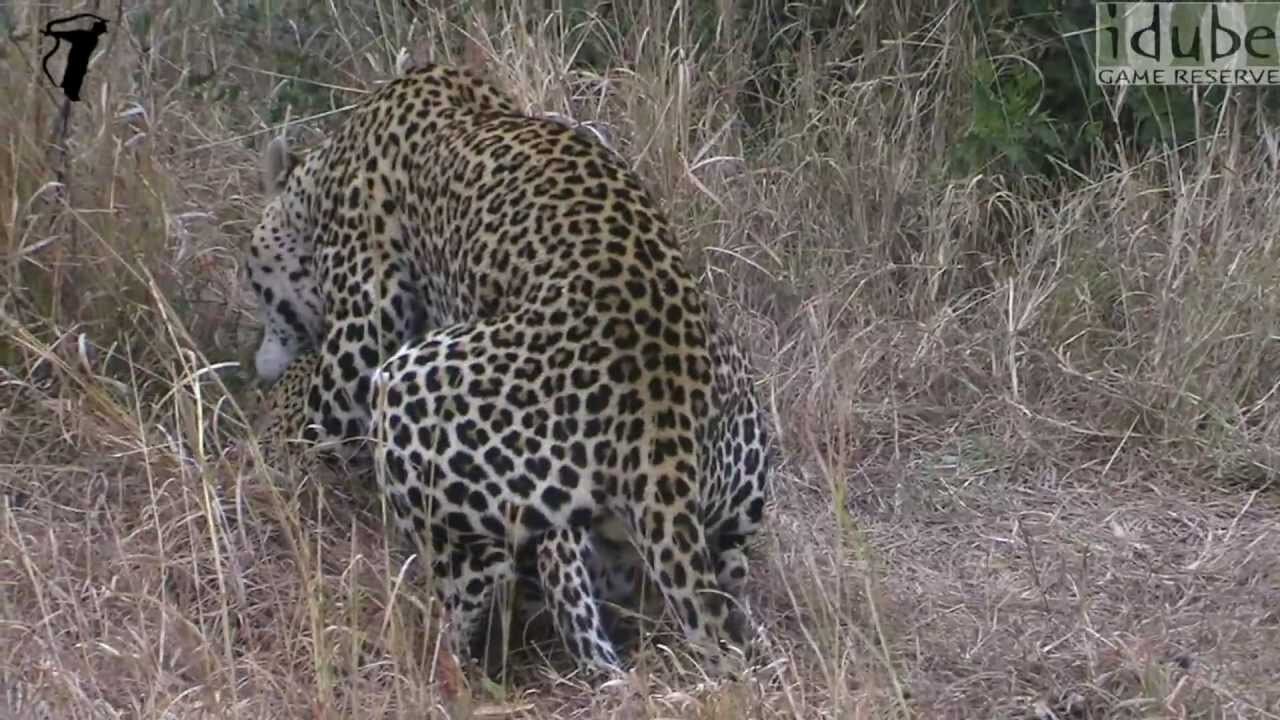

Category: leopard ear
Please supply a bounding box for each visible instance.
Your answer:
[262,135,298,196]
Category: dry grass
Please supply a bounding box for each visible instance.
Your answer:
[3,1,1279,718]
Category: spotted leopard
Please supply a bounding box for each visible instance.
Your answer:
[257,308,770,664]
[244,62,771,674]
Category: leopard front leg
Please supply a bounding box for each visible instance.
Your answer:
[305,319,379,449]
[432,542,518,671]
[250,351,337,481]
[535,526,625,675]
[308,211,427,453]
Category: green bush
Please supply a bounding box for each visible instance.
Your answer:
[953,0,1257,183]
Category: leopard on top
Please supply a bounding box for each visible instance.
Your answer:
[245,62,771,675]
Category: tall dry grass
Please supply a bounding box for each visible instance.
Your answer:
[2,1,1278,718]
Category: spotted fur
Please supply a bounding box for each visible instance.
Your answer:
[246,63,772,675]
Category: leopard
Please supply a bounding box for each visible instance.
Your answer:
[255,312,771,667]
[243,61,772,676]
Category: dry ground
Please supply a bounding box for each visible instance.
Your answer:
[2,1,1278,718]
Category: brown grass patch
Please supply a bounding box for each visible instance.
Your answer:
[2,1,1277,718]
